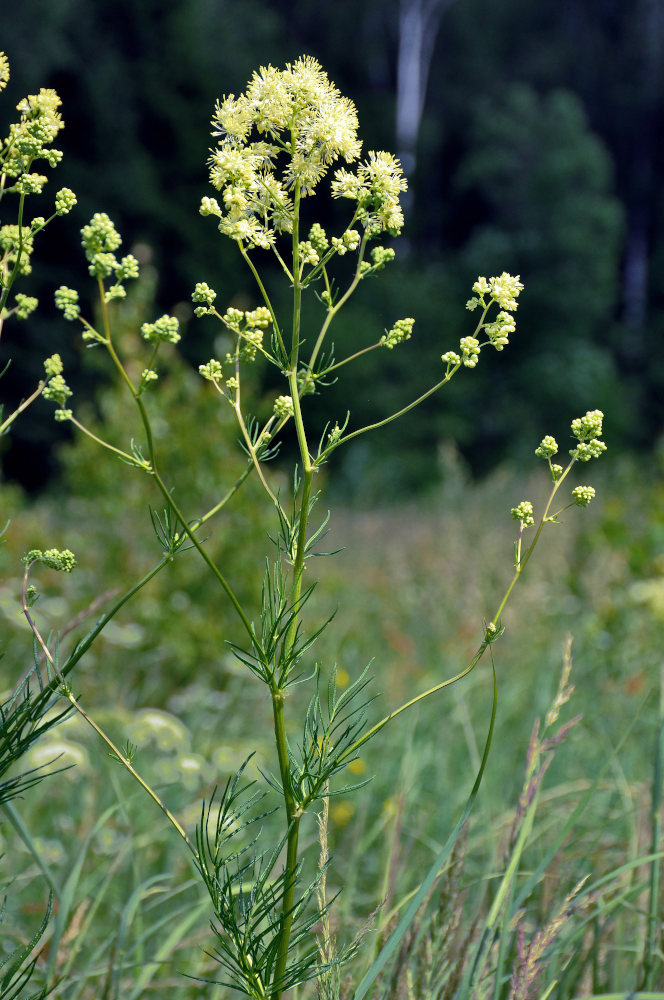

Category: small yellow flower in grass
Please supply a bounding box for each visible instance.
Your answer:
[335,667,350,688]
[331,801,354,826]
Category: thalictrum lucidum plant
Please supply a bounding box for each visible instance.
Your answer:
[2,53,608,999]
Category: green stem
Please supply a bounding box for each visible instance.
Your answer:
[331,370,457,455]
[67,413,150,468]
[305,232,370,377]
[239,243,287,359]
[0,379,45,436]
[270,181,312,1000]
[491,458,575,626]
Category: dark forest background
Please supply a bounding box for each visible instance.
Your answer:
[2,0,663,497]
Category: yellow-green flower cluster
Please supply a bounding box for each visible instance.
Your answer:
[0,51,9,92]
[14,293,38,319]
[380,317,414,349]
[273,394,294,419]
[192,281,217,317]
[332,150,407,236]
[54,285,80,321]
[1,85,64,180]
[141,314,180,345]
[511,501,535,527]
[203,56,408,248]
[467,273,524,313]
[572,485,595,507]
[23,547,77,572]
[205,56,362,247]
[80,213,140,301]
[570,409,606,461]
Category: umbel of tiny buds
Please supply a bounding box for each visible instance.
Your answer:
[570,409,607,462]
[23,548,77,572]
[572,485,595,507]
[511,501,535,527]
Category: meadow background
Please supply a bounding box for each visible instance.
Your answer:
[2,0,664,994]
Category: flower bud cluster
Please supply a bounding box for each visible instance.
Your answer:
[0,75,75,320]
[44,354,63,378]
[511,501,535,527]
[199,359,224,381]
[192,281,217,317]
[42,373,72,407]
[308,223,329,255]
[330,230,360,255]
[54,285,80,321]
[370,246,396,271]
[79,213,140,301]
[535,435,558,459]
[380,317,414,350]
[273,395,294,419]
[23,547,77,572]
[14,293,38,319]
[460,336,481,368]
[572,485,595,507]
[54,186,77,215]
[141,314,181,345]
[0,225,36,276]
[570,409,606,462]
[1,80,64,182]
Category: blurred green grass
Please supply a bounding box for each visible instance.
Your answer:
[2,429,663,992]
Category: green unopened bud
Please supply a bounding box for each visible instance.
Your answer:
[273,395,294,419]
[44,354,63,377]
[572,485,595,507]
[511,501,534,527]
[460,336,480,368]
[15,294,38,319]
[55,187,77,215]
[43,373,72,406]
[535,435,558,459]
[199,358,224,381]
[141,314,180,345]
[54,285,80,321]
[571,409,604,442]
[380,317,414,349]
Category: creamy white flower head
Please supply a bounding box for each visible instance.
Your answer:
[206,56,365,245]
